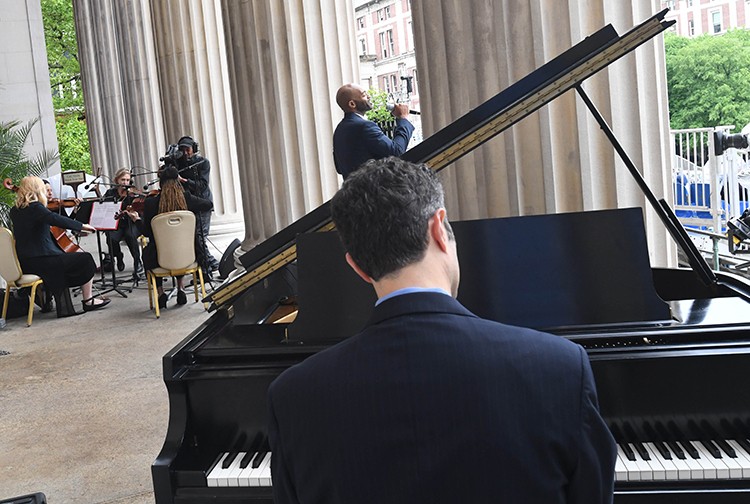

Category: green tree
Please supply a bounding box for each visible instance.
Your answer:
[365,88,396,137]
[0,119,59,228]
[41,0,91,173]
[666,30,750,132]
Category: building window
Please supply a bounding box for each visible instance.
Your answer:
[687,0,692,6]
[377,6,392,21]
[379,29,394,58]
[711,9,722,33]
[360,38,367,55]
[688,19,694,36]
[391,75,398,93]
[357,16,365,29]
[383,76,391,93]
[666,0,674,9]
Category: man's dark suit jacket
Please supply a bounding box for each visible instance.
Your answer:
[268,292,616,504]
[332,112,415,178]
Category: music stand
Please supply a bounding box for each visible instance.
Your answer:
[88,201,130,298]
[60,170,87,197]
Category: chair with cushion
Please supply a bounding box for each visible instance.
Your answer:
[146,211,206,318]
[0,227,44,326]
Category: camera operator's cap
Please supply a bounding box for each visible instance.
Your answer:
[178,136,195,148]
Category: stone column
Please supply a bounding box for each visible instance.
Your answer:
[149,0,244,241]
[73,0,165,187]
[0,0,59,174]
[411,0,674,266]
[220,0,359,249]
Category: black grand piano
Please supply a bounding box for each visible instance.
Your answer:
[152,10,750,503]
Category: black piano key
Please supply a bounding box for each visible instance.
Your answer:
[239,451,255,469]
[623,422,650,461]
[240,432,266,469]
[699,420,735,458]
[677,439,700,459]
[222,451,240,469]
[654,421,685,459]
[699,439,722,459]
[643,422,672,460]
[252,437,270,469]
[609,423,636,461]
[729,419,750,454]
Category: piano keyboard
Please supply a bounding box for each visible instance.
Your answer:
[615,439,750,482]
[206,451,272,487]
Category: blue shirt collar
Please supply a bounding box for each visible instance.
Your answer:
[375,287,452,306]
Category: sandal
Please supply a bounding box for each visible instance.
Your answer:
[82,296,111,312]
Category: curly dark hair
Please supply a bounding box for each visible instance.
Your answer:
[330,156,449,281]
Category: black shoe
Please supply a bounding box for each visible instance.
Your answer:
[158,293,168,309]
[176,290,187,305]
[116,252,125,272]
[82,297,111,312]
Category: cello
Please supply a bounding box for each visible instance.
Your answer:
[3,177,82,253]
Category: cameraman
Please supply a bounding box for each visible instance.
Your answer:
[174,135,220,277]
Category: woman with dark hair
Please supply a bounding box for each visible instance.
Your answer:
[141,166,213,309]
[10,176,110,315]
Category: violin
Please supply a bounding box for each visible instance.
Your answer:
[114,189,159,220]
[3,177,83,254]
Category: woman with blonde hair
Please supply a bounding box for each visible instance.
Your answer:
[10,176,110,315]
[103,167,144,277]
[141,166,212,309]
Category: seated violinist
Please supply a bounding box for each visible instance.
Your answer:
[103,168,144,278]
[10,176,111,315]
[141,166,213,309]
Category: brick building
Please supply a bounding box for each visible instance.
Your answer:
[662,0,750,37]
[354,0,419,112]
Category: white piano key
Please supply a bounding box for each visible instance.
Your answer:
[206,452,232,488]
[259,453,272,486]
[712,444,744,479]
[680,446,705,480]
[643,443,673,480]
[614,451,628,482]
[248,453,272,487]
[726,440,750,478]
[219,452,244,487]
[659,444,692,481]
[629,443,654,481]
[237,452,258,487]
[697,442,731,479]
[226,451,247,486]
[617,445,641,482]
[691,443,719,479]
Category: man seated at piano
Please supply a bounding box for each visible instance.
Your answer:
[267,157,616,504]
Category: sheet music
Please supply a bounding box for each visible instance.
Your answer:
[89,201,121,230]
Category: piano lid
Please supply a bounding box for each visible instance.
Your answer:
[205,9,675,312]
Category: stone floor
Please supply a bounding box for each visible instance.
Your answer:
[0,235,239,504]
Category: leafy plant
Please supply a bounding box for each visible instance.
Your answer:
[0,119,59,228]
[365,88,396,137]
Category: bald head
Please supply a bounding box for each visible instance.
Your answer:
[335,83,372,114]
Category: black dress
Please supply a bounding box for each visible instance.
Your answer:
[9,202,96,294]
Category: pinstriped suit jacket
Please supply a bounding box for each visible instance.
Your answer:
[268,291,616,504]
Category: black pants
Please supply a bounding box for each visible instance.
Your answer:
[107,220,142,270]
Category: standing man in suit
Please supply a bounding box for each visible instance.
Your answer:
[267,157,617,504]
[332,83,415,178]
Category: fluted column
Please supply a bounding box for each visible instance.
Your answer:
[220,0,358,249]
[149,0,244,237]
[73,0,165,186]
[411,0,674,266]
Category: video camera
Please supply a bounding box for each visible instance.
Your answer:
[159,144,185,166]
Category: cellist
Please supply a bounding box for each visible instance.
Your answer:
[10,176,110,316]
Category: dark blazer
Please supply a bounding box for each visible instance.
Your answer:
[333,112,415,178]
[268,292,616,504]
[10,202,83,258]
